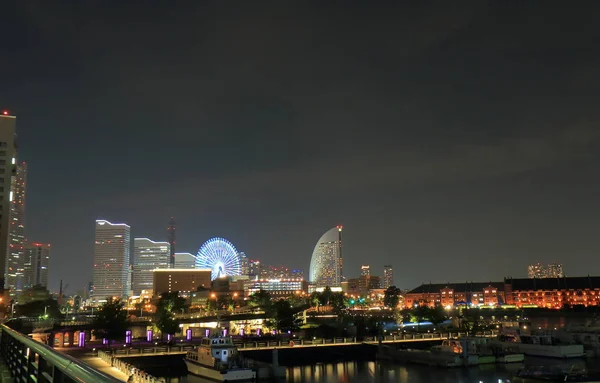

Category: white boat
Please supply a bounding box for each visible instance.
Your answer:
[185,336,256,382]
[496,328,584,359]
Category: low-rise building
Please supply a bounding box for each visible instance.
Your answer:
[244,279,308,298]
[152,268,211,295]
[405,281,505,308]
[504,276,600,308]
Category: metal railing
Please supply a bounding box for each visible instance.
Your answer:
[0,324,123,383]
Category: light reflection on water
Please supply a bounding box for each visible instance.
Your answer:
[286,361,518,383]
[164,358,595,383]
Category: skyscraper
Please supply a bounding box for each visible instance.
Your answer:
[547,263,564,278]
[93,219,131,302]
[383,265,394,288]
[527,263,546,278]
[174,252,196,269]
[309,226,343,288]
[239,252,249,276]
[5,161,27,295]
[361,265,370,277]
[23,243,50,289]
[0,111,18,291]
[167,217,176,268]
[132,238,170,295]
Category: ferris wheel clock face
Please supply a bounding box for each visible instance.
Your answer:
[196,237,242,280]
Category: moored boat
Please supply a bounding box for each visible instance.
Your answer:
[184,336,256,382]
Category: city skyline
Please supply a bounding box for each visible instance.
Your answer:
[3,3,600,294]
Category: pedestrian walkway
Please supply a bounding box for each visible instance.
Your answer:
[61,349,128,382]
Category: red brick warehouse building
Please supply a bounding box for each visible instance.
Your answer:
[405,276,600,309]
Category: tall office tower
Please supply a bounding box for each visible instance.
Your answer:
[92,219,131,302]
[0,110,18,291]
[5,161,27,295]
[383,265,394,288]
[248,259,262,279]
[309,226,343,288]
[174,252,196,269]
[167,217,176,268]
[527,263,546,279]
[361,265,370,277]
[239,252,249,276]
[22,243,50,289]
[132,238,170,295]
[546,263,564,278]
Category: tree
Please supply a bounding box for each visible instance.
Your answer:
[157,292,187,314]
[383,286,401,310]
[155,292,186,340]
[249,289,272,310]
[428,305,448,328]
[15,298,62,319]
[92,298,129,347]
[320,287,333,306]
[266,299,303,333]
[330,292,348,318]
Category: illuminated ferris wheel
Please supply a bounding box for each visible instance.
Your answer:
[195,237,241,280]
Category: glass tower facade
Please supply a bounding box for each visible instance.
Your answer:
[383,265,394,288]
[132,238,170,295]
[23,243,50,289]
[92,220,131,302]
[5,162,27,295]
[0,112,18,290]
[309,226,343,288]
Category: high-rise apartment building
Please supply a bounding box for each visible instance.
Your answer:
[0,111,18,291]
[547,263,564,278]
[361,265,370,277]
[309,226,343,288]
[23,243,50,289]
[174,252,196,269]
[239,252,249,276]
[167,217,176,268]
[92,219,131,302]
[383,265,394,288]
[528,263,546,278]
[132,238,170,295]
[527,263,564,279]
[5,162,27,295]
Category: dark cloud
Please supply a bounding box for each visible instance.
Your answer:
[1,1,600,293]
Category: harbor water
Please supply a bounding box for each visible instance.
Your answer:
[133,356,596,383]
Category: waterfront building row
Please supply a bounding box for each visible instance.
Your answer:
[405,276,600,309]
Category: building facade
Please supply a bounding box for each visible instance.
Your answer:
[309,226,343,288]
[167,217,176,267]
[244,279,308,297]
[152,268,211,295]
[22,243,50,289]
[405,281,506,308]
[0,111,18,291]
[132,238,170,295]
[528,263,546,278]
[5,161,27,295]
[361,265,370,277]
[504,277,600,308]
[383,265,393,288]
[92,219,131,302]
[547,263,564,278]
[174,252,196,269]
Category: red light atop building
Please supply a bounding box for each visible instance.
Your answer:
[2,111,8,115]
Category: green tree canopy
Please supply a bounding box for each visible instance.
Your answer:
[249,289,272,310]
[266,299,303,333]
[92,298,129,346]
[383,286,402,310]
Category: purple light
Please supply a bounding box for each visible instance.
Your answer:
[205,329,210,337]
[78,332,86,347]
[125,330,132,344]
[257,328,261,336]
[240,329,244,336]
[147,330,153,342]
[186,329,192,341]
[167,334,172,341]
[223,329,227,337]
[103,338,108,345]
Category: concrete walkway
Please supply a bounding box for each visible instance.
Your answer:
[61,349,129,382]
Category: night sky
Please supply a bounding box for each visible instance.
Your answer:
[1,2,600,294]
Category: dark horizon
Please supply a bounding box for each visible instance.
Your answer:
[2,2,600,294]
